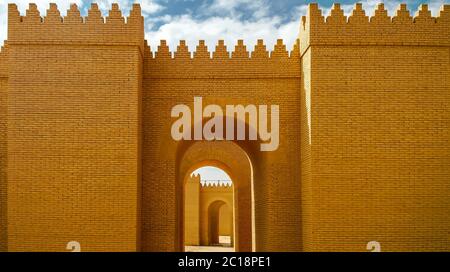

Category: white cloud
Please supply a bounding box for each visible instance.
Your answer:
[146,15,296,54]
[7,0,85,16]
[146,0,448,53]
[96,0,163,15]
[0,2,8,45]
[204,0,270,19]
[96,0,132,13]
[138,0,164,14]
[427,0,450,16]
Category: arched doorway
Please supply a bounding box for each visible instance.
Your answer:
[184,166,235,252]
[208,200,231,246]
[178,140,256,252]
[143,104,302,252]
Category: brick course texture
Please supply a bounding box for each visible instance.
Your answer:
[0,3,449,252]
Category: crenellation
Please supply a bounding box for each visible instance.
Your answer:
[326,3,346,24]
[23,3,42,24]
[232,40,249,59]
[106,3,125,24]
[299,3,450,55]
[146,39,302,62]
[290,39,300,58]
[86,3,104,24]
[438,5,450,22]
[187,174,201,183]
[44,3,62,24]
[174,40,191,59]
[414,4,435,24]
[392,4,412,23]
[370,3,390,24]
[143,40,154,59]
[7,3,144,52]
[144,39,301,78]
[0,43,8,77]
[7,4,21,24]
[271,39,288,59]
[306,3,324,26]
[348,3,368,24]
[3,2,447,78]
[64,4,83,24]
[155,40,171,59]
[200,182,233,189]
[194,40,210,59]
[251,40,269,58]
[128,3,144,24]
[212,40,229,59]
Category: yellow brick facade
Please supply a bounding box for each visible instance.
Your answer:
[184,174,234,247]
[0,2,449,252]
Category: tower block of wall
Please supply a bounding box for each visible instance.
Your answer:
[300,3,450,251]
[0,43,8,252]
[5,3,144,251]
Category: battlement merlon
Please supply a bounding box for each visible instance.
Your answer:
[299,3,450,55]
[0,43,8,78]
[150,39,299,60]
[200,183,233,191]
[7,3,144,54]
[144,39,301,79]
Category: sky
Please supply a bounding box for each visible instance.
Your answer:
[1,0,449,51]
[192,166,232,186]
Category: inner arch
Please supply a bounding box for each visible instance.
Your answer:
[178,140,255,252]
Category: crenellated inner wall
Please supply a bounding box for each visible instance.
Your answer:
[300,3,450,251]
[199,183,234,246]
[185,174,235,247]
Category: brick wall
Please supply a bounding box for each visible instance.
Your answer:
[199,183,234,246]
[0,44,8,252]
[184,176,235,247]
[141,40,302,251]
[300,3,450,251]
[4,3,143,251]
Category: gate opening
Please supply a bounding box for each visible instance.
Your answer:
[184,166,235,252]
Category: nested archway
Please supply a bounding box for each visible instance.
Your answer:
[143,98,301,252]
[184,166,235,250]
[178,140,256,252]
[208,200,232,246]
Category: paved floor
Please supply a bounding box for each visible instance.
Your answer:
[185,246,235,252]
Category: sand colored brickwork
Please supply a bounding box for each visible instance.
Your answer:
[184,174,233,247]
[0,3,449,252]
